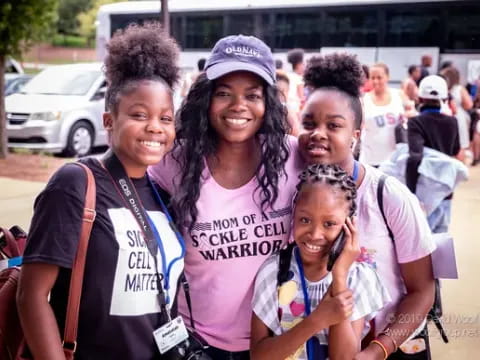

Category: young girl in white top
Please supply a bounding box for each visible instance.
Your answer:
[251,164,389,360]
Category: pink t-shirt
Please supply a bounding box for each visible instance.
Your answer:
[148,136,303,351]
[355,165,436,334]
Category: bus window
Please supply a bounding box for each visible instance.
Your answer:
[110,13,158,37]
[446,6,480,50]
[171,15,183,47]
[324,11,377,47]
[385,8,442,47]
[227,14,255,36]
[274,12,322,50]
[185,15,223,49]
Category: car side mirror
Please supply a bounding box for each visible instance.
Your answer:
[92,85,107,101]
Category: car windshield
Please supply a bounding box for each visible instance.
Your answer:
[22,67,101,96]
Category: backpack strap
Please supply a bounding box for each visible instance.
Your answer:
[277,243,295,286]
[63,162,96,355]
[377,175,395,244]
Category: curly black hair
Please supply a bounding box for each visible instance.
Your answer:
[304,53,364,130]
[104,22,180,113]
[295,164,357,217]
[287,48,305,68]
[172,72,290,230]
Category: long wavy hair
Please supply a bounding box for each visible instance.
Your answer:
[172,72,290,230]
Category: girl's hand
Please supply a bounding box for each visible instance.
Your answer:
[311,287,353,329]
[332,216,360,277]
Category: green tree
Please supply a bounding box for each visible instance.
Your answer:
[0,0,58,158]
[77,0,123,46]
[57,0,92,36]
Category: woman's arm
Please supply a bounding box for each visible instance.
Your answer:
[17,263,66,360]
[460,86,474,110]
[250,289,354,360]
[329,318,365,360]
[357,255,435,360]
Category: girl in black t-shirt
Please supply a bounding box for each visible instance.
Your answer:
[17,22,183,360]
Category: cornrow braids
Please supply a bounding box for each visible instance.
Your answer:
[295,164,357,217]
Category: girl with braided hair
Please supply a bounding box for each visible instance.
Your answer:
[18,22,184,359]
[251,164,389,360]
[297,53,436,360]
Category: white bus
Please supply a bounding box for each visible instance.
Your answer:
[96,0,480,84]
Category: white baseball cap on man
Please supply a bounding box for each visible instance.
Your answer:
[418,75,448,100]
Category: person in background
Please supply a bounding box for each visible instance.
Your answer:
[440,66,474,162]
[401,65,421,105]
[361,64,373,93]
[275,59,284,70]
[287,48,306,115]
[439,60,452,72]
[180,57,206,98]
[406,75,461,233]
[417,54,432,85]
[359,63,408,167]
[277,71,301,136]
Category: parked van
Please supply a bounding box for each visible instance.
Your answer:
[6,63,107,157]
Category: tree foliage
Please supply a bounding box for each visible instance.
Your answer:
[57,0,92,35]
[0,0,58,57]
[0,0,58,158]
[78,0,123,46]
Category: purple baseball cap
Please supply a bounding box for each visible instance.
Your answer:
[205,35,275,85]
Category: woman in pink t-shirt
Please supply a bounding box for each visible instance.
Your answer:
[296,53,436,359]
[149,35,302,359]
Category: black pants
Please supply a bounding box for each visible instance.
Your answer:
[205,346,250,360]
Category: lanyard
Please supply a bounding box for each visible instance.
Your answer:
[294,247,318,360]
[352,160,359,182]
[101,151,185,314]
[147,177,186,305]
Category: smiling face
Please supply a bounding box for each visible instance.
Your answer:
[104,80,175,177]
[209,71,265,145]
[294,183,350,265]
[298,89,359,169]
[370,66,389,94]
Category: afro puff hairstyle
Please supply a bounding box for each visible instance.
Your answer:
[304,53,364,129]
[104,22,180,113]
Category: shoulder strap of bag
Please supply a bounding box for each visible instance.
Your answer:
[277,243,295,286]
[62,162,96,355]
[377,174,395,244]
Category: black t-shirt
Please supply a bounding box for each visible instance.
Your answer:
[23,158,184,360]
[406,109,460,193]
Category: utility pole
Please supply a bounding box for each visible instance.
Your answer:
[161,0,170,35]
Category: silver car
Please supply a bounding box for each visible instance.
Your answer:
[6,62,107,157]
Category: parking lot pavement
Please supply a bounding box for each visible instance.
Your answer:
[429,165,480,359]
[0,177,46,231]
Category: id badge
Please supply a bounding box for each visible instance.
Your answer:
[153,316,189,354]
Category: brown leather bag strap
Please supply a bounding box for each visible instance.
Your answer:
[62,162,96,356]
